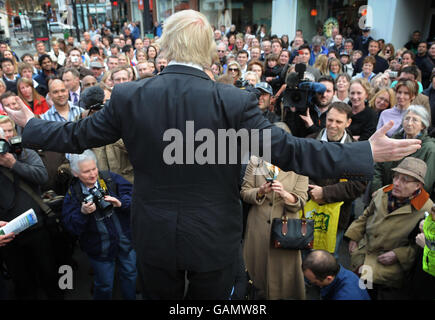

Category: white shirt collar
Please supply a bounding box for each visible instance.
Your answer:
[321,129,348,144]
[168,60,204,71]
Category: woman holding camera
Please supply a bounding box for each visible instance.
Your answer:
[240,150,308,300]
[62,150,137,300]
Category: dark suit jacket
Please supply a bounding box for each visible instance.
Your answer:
[354,54,389,75]
[21,64,374,272]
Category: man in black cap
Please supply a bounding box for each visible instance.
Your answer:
[255,82,280,123]
[354,28,373,56]
[339,51,354,77]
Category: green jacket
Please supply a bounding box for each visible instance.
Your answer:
[423,213,435,277]
[371,131,435,195]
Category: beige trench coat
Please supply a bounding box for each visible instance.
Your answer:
[345,184,433,288]
[241,156,308,300]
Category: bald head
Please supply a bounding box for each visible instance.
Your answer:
[82,75,98,89]
[302,250,339,282]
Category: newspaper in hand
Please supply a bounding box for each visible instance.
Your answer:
[0,209,38,235]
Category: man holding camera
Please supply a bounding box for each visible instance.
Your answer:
[285,75,336,138]
[0,111,61,299]
[62,149,136,300]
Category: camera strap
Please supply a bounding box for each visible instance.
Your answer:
[0,167,54,217]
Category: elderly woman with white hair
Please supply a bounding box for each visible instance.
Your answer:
[62,149,137,300]
[371,105,435,195]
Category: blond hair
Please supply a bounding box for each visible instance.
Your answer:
[157,10,215,68]
[313,54,328,75]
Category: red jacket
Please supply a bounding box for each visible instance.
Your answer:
[25,97,50,115]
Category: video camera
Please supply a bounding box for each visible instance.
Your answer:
[83,186,113,214]
[282,63,326,114]
[0,136,23,155]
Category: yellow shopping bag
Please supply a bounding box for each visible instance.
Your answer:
[299,200,343,253]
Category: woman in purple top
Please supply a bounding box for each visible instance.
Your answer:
[377,79,419,137]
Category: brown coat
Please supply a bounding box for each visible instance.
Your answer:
[345,185,433,288]
[241,156,308,300]
[93,139,134,183]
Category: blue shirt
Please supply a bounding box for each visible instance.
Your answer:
[321,265,371,300]
[40,101,84,122]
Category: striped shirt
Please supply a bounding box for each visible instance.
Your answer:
[40,101,84,122]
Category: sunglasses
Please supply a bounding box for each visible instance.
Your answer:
[229,68,238,72]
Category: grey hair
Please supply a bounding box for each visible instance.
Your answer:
[70,149,98,174]
[402,105,431,129]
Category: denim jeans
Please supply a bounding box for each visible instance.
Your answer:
[88,248,137,300]
[333,228,345,260]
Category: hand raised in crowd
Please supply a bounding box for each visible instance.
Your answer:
[4,96,35,128]
[377,251,398,265]
[271,180,297,204]
[308,184,324,204]
[299,108,314,128]
[369,120,422,162]
[81,201,97,215]
[0,221,15,247]
[104,195,122,208]
[348,240,358,254]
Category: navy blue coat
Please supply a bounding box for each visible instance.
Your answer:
[62,172,133,261]
[321,265,371,300]
[21,64,374,272]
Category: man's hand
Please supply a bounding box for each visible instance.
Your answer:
[377,251,398,265]
[0,221,15,246]
[81,201,97,214]
[369,120,421,162]
[308,184,324,204]
[299,108,314,128]
[0,153,16,168]
[104,195,122,208]
[4,96,35,128]
[349,240,358,254]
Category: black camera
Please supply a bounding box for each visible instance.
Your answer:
[86,187,113,214]
[235,81,262,100]
[282,63,326,114]
[266,177,274,184]
[0,136,23,155]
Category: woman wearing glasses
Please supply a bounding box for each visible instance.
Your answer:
[225,61,242,85]
[371,105,435,195]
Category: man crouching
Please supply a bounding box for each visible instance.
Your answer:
[62,149,137,300]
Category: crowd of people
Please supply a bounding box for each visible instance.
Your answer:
[0,13,434,301]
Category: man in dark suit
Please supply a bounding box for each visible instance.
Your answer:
[354,40,389,75]
[5,10,422,300]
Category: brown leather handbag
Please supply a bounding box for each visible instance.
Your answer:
[271,204,314,250]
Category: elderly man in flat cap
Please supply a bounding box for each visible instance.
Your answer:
[346,157,433,300]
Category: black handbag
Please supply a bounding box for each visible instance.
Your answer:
[271,204,314,250]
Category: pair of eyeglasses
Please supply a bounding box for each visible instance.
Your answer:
[229,68,238,72]
[392,173,419,184]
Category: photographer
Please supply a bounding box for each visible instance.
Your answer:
[0,112,61,299]
[284,75,336,138]
[62,150,136,300]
